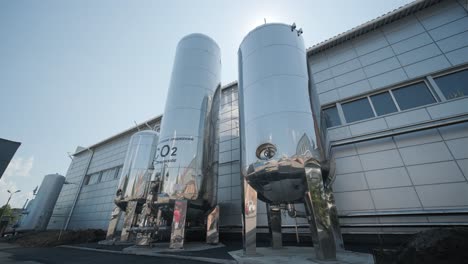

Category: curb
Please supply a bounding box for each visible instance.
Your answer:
[58,245,237,264]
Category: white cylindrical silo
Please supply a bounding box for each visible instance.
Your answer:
[155,33,221,211]
[238,23,341,259]
[238,23,319,204]
[18,174,65,231]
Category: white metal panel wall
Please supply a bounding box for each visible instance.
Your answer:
[47,152,92,229]
[68,135,130,230]
[310,0,468,105]
[48,123,160,230]
[308,0,468,232]
[331,123,468,226]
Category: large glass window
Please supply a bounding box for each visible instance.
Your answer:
[342,98,375,123]
[392,82,435,110]
[322,107,341,128]
[370,92,398,116]
[434,69,468,100]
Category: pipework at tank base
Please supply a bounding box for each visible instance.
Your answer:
[241,160,344,261]
[104,196,220,248]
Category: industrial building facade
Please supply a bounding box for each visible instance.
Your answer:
[48,0,468,234]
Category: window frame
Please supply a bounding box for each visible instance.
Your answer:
[340,96,376,123]
[390,80,437,111]
[369,91,399,117]
[320,76,445,127]
[430,66,468,101]
[83,175,91,185]
[114,166,122,179]
[322,106,342,128]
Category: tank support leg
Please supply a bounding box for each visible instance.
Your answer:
[170,199,188,249]
[325,188,345,251]
[121,201,138,242]
[303,161,337,260]
[206,205,220,244]
[267,204,282,249]
[241,178,258,256]
[135,200,153,246]
[106,206,121,241]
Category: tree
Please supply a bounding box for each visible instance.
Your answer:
[0,204,12,218]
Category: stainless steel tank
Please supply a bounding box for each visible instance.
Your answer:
[155,33,221,211]
[238,23,341,260]
[110,130,159,241]
[238,23,319,204]
[115,130,160,208]
[18,174,65,231]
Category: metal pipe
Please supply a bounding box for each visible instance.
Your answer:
[286,204,307,218]
[61,148,94,234]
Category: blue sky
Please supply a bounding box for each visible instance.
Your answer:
[0,0,413,207]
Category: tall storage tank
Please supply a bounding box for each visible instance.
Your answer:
[238,23,341,260]
[155,33,221,216]
[115,130,160,208]
[18,174,65,230]
[238,23,318,203]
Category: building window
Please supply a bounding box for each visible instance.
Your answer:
[370,92,398,116]
[89,174,97,184]
[97,172,103,183]
[341,98,375,123]
[83,175,90,185]
[87,173,100,185]
[434,69,468,100]
[114,166,121,179]
[392,82,435,110]
[322,107,341,128]
[101,170,112,182]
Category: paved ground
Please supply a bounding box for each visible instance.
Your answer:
[0,244,211,264]
[0,236,382,264]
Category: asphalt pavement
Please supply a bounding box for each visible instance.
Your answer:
[0,244,211,264]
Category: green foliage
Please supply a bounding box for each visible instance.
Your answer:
[0,204,13,218]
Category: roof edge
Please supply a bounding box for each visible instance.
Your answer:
[73,114,162,156]
[306,0,442,55]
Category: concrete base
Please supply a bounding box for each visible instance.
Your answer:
[123,241,225,253]
[229,247,374,264]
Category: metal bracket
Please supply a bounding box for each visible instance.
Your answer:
[206,205,220,244]
[241,178,258,256]
[169,200,188,249]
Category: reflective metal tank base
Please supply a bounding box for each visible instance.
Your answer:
[246,158,308,203]
[238,23,343,260]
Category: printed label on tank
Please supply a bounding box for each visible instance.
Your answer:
[154,136,199,168]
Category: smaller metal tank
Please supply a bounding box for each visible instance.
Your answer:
[18,174,65,231]
[115,130,160,209]
[108,130,159,242]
